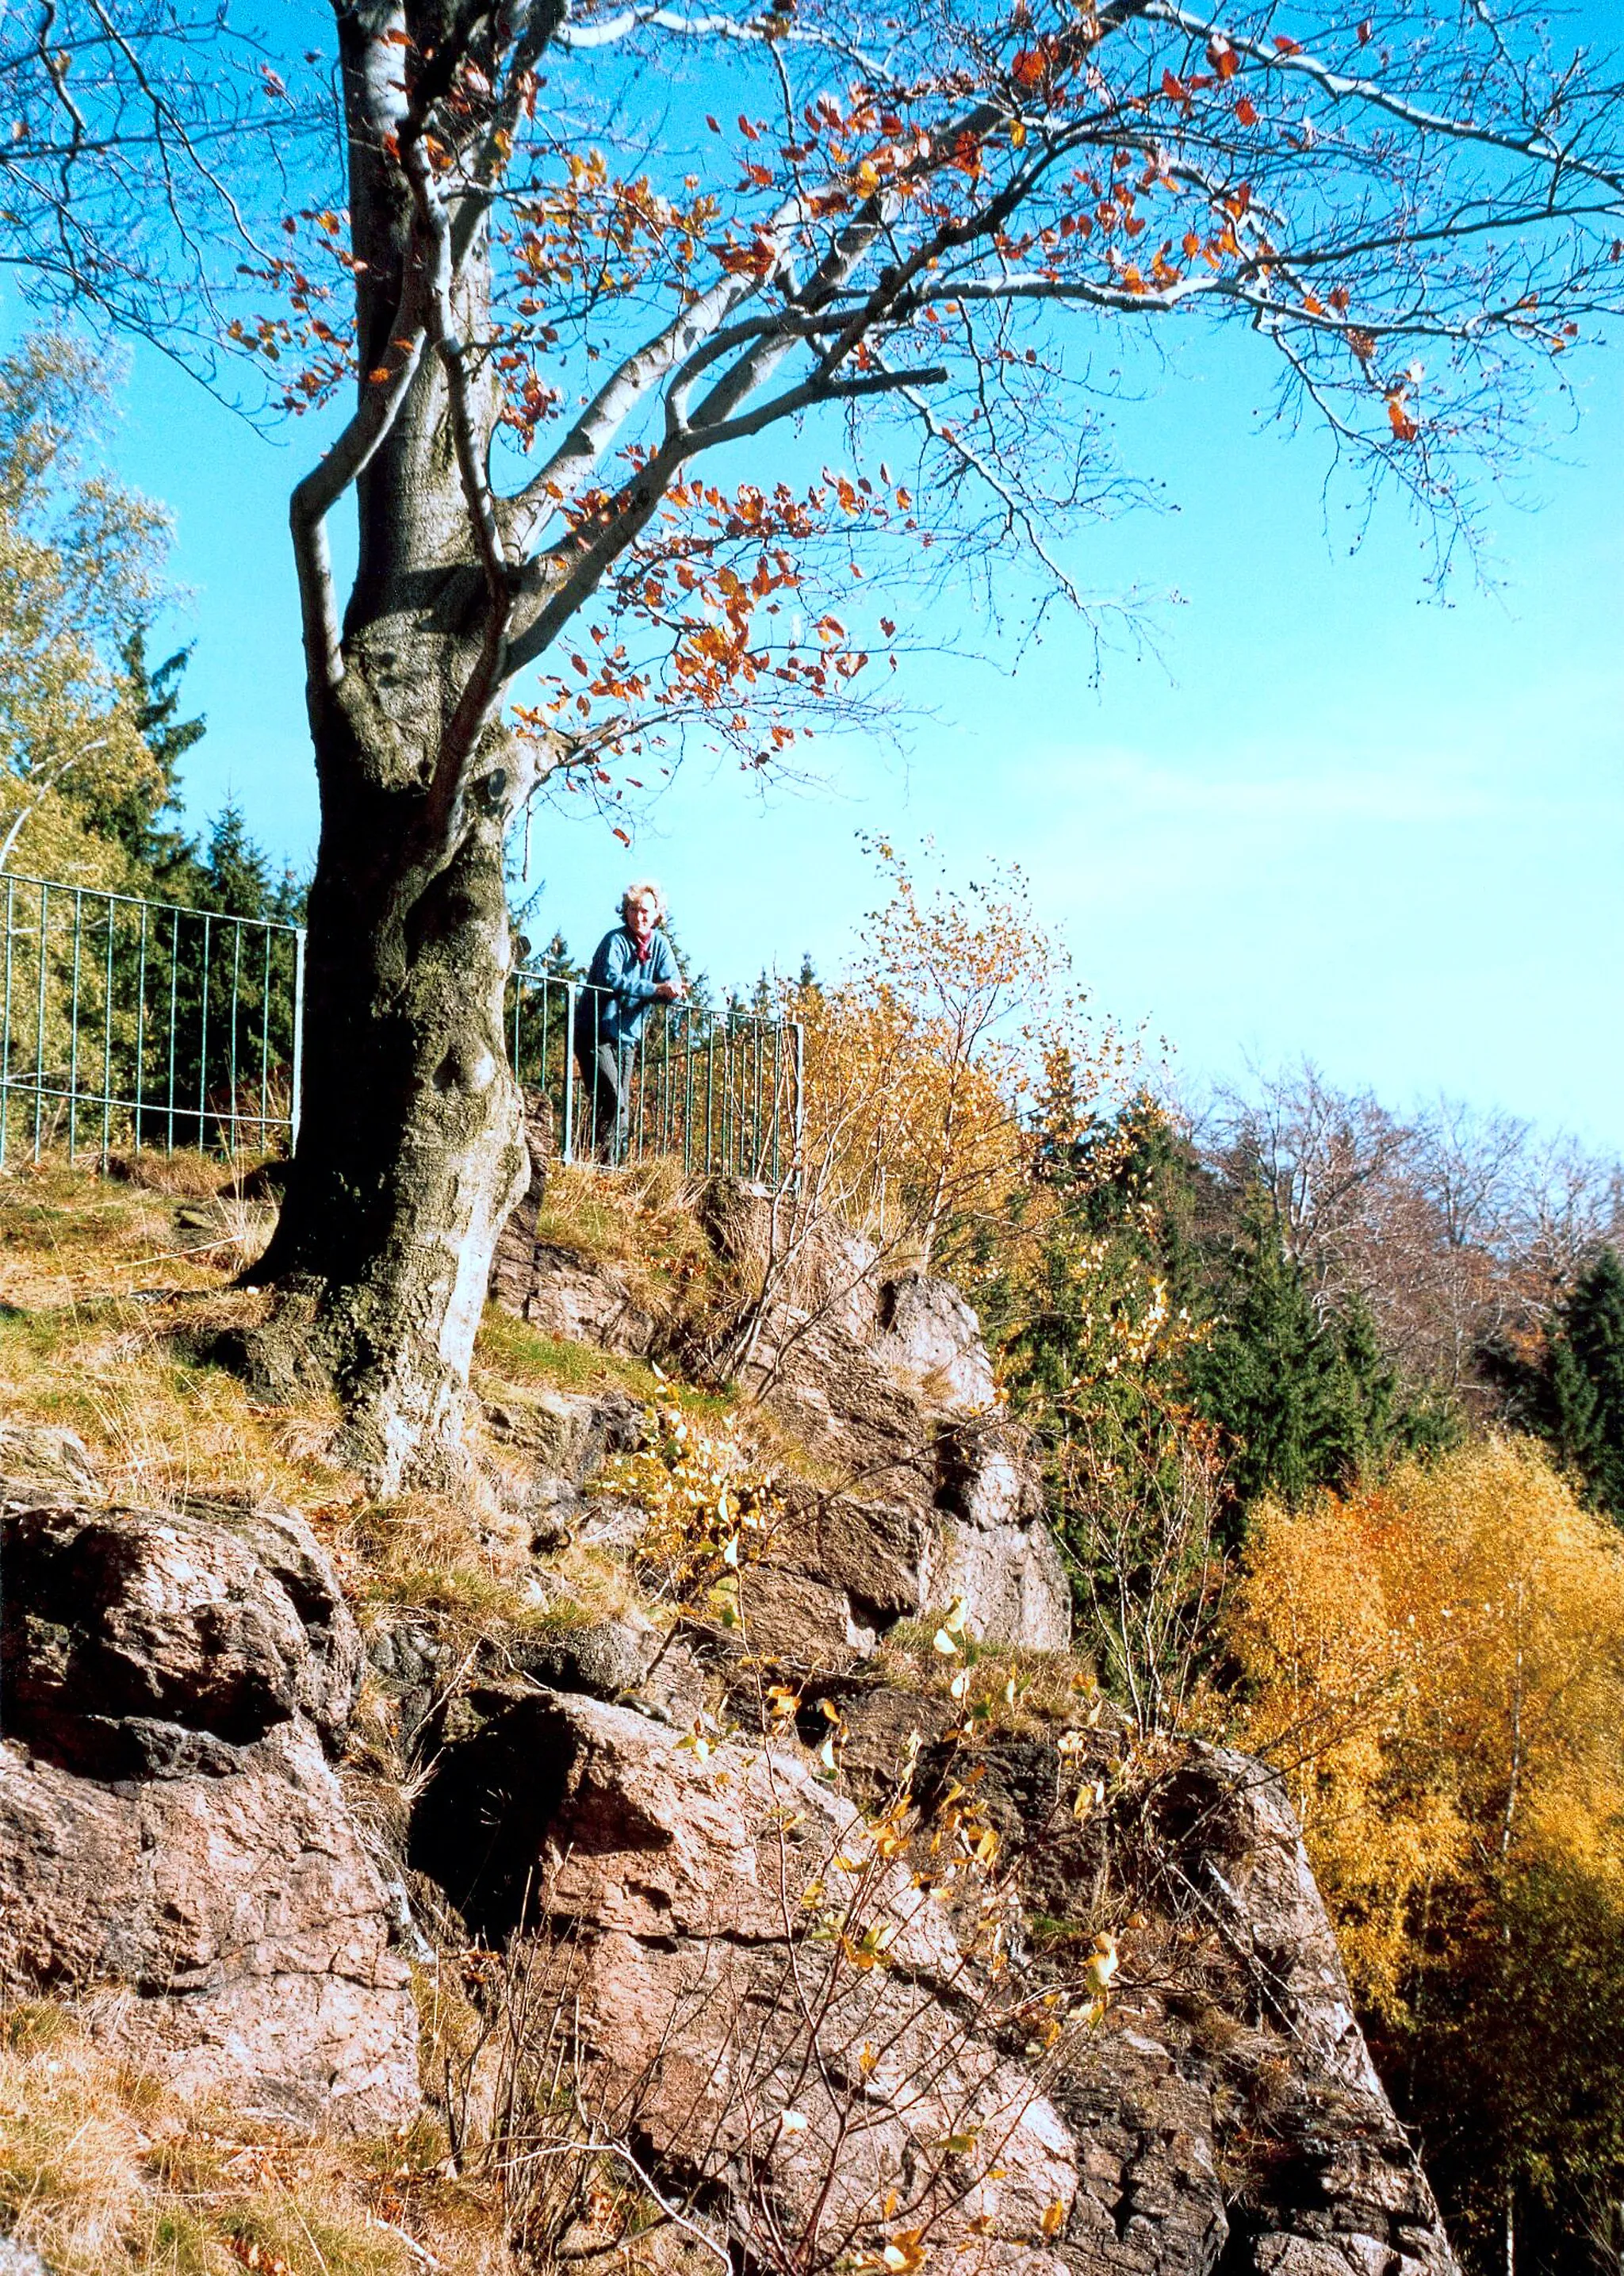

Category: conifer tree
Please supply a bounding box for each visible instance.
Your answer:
[1185,1204,1450,1525]
[195,801,304,927]
[92,629,206,879]
[1540,1247,1624,1522]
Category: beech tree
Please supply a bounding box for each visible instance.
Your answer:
[7,2,1621,1482]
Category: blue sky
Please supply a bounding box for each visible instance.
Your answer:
[57,6,1624,1151]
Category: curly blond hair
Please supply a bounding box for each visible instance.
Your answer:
[619,879,666,923]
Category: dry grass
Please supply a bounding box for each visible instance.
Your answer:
[532,1159,726,1320]
[0,1154,278,1303]
[0,2000,515,2274]
[869,1624,1104,1738]
[472,1308,668,1406]
[0,1286,349,1511]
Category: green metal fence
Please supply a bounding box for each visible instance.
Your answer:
[509,969,802,1186]
[0,872,304,1167]
[0,871,801,1186]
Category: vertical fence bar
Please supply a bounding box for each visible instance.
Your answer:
[753,1020,764,1182]
[166,906,179,1152]
[259,925,272,1149]
[196,914,211,1151]
[135,903,148,1155]
[700,1024,714,1183]
[33,882,48,1164]
[770,1019,781,1189]
[0,876,13,1171]
[683,1019,695,1178]
[290,926,306,1151]
[562,983,576,1165]
[794,1019,805,1194]
[101,896,115,1166]
[67,888,83,1164]
[660,1008,671,1155]
[228,922,242,1158]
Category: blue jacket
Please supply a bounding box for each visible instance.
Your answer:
[582,926,681,1050]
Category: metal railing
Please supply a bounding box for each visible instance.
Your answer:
[510,969,802,1186]
[0,870,801,1188]
[0,871,304,1167]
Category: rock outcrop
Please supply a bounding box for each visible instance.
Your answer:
[489,1179,1071,1661]
[406,1676,1458,2276]
[0,1185,1462,2276]
[488,1089,657,1354]
[412,1686,1078,2276]
[0,1481,419,2130]
[484,1381,647,1544]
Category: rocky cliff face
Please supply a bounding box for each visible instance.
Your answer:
[0,1466,419,2130]
[0,1178,1460,2276]
[494,1176,1072,1661]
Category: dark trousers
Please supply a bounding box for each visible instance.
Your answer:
[576,1036,634,1163]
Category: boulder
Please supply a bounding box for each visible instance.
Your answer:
[933,1423,1073,1655]
[860,1698,1457,2276]
[492,1237,656,1357]
[487,1083,554,1316]
[0,1423,98,1504]
[405,1688,1459,2276]
[0,1725,418,2128]
[0,1496,419,2131]
[484,1384,647,1540]
[511,1615,656,1701]
[737,1299,1067,1658]
[411,1688,1076,2275]
[874,1268,998,1414]
[0,1500,361,1776]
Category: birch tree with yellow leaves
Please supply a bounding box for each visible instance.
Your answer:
[1232,1438,1624,2275]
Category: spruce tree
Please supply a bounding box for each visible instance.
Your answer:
[1542,1247,1624,1521]
[90,630,206,879]
[197,800,305,925]
[1184,1205,1448,1527]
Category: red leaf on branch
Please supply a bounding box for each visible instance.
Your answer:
[1274,33,1302,54]
[1235,94,1258,125]
[612,826,631,845]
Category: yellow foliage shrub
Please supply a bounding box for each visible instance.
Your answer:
[1231,1436,1624,2017]
[595,1400,782,1626]
[788,847,1136,1282]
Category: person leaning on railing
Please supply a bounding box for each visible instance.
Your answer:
[576,879,685,1163]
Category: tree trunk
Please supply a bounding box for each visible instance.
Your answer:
[249,691,529,1492]
[244,13,546,1491]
